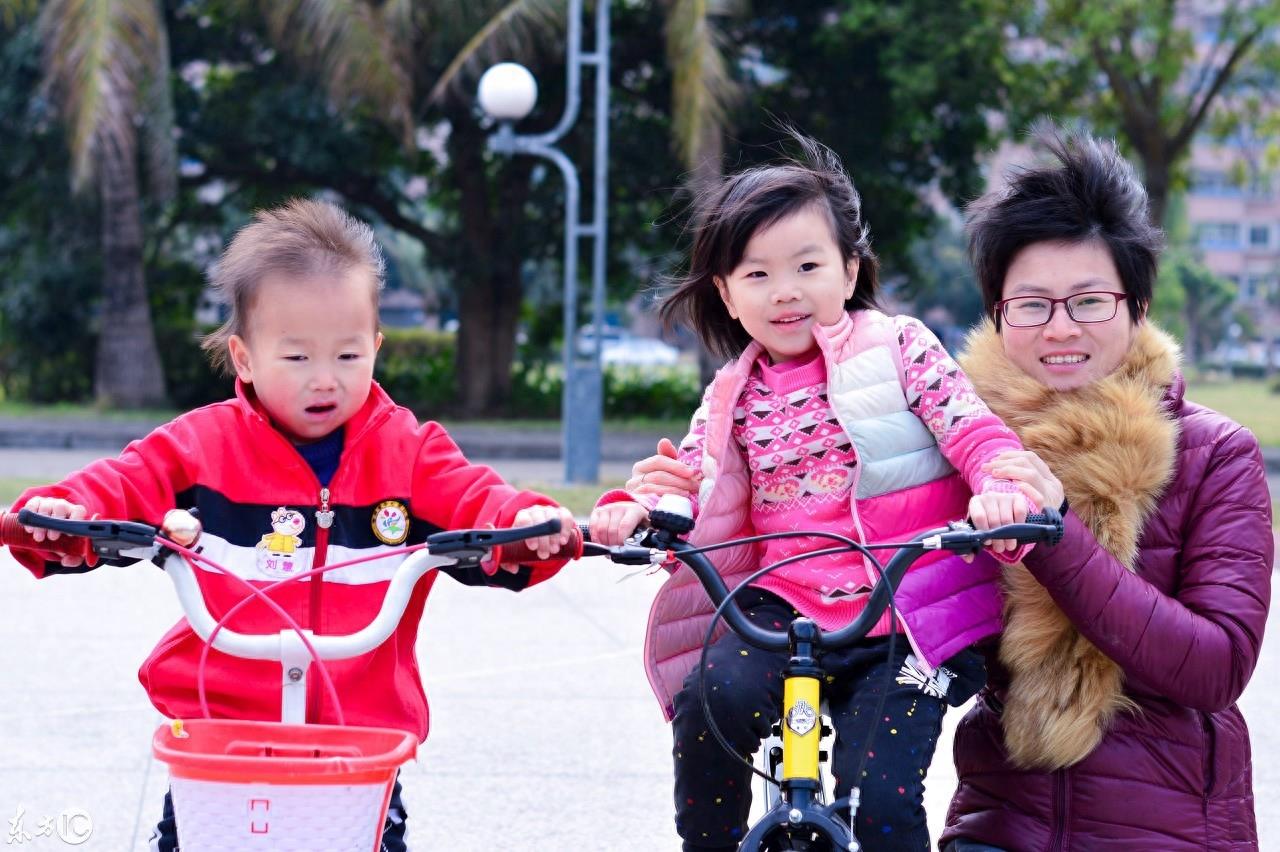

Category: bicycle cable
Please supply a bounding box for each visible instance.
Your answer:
[692,530,894,787]
[161,537,432,724]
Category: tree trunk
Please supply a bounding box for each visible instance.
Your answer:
[1183,313,1200,365]
[449,119,531,416]
[454,259,522,416]
[690,123,725,386]
[1142,152,1171,231]
[95,136,167,408]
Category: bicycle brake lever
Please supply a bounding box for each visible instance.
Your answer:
[15,509,159,562]
[607,545,656,566]
[921,521,984,554]
[425,519,563,557]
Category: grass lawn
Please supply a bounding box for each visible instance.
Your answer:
[0,477,624,519]
[1184,377,1280,447]
[0,400,687,436]
[437,416,688,434]
[506,479,628,518]
[0,479,44,510]
[0,400,177,421]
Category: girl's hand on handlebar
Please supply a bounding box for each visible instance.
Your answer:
[510,505,577,562]
[589,501,649,546]
[981,450,1065,514]
[967,489,1028,556]
[20,496,89,567]
[626,438,700,496]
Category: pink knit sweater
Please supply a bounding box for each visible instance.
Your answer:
[632,313,1024,633]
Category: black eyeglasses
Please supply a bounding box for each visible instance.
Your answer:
[995,291,1128,328]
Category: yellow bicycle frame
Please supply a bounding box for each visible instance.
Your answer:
[781,675,821,781]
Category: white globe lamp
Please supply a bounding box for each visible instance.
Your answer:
[477,62,538,122]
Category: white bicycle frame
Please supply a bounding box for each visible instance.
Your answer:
[163,547,456,725]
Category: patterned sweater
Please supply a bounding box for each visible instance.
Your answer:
[669,313,1023,633]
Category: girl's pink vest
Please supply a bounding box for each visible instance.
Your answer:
[644,310,1002,720]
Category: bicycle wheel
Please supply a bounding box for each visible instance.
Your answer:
[757,826,846,852]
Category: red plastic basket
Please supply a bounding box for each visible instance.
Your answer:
[153,718,416,851]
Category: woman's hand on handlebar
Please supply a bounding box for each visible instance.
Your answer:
[20,497,89,567]
[588,501,649,546]
[982,449,1065,515]
[626,438,700,497]
[510,505,577,562]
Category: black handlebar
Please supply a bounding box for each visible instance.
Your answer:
[3,511,587,566]
[583,508,1064,653]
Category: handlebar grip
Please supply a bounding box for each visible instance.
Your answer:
[0,512,93,560]
[491,525,586,565]
[992,507,1064,545]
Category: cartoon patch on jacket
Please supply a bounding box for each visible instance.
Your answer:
[257,507,306,578]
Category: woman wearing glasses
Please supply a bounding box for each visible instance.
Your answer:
[941,126,1273,851]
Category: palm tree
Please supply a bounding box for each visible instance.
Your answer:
[662,0,741,191]
[256,0,742,413]
[35,0,172,407]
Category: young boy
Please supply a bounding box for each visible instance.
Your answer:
[12,198,577,851]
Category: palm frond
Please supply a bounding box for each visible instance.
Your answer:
[142,8,176,203]
[427,0,565,107]
[665,0,743,170]
[39,0,163,190]
[263,0,416,144]
[1,0,39,28]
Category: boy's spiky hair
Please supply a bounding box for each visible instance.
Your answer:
[202,199,386,375]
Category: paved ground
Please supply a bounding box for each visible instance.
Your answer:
[0,449,1277,850]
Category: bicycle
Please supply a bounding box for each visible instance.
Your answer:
[570,494,1064,852]
[0,507,575,851]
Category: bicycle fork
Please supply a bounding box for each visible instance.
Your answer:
[740,618,857,852]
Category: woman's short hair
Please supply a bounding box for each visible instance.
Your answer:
[661,132,881,358]
[967,123,1163,325]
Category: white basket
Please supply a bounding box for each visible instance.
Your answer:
[170,777,391,852]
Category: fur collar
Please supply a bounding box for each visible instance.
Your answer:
[958,320,1181,769]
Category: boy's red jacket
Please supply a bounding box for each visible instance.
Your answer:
[11,381,564,740]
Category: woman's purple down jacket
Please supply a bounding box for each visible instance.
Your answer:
[942,375,1274,851]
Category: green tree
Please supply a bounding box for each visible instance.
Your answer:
[1163,248,1236,364]
[1000,0,1280,228]
[0,23,99,402]
[28,0,175,406]
[905,215,986,333]
[243,0,741,415]
[714,0,1018,272]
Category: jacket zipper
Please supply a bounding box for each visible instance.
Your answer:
[307,486,334,722]
[1050,767,1070,851]
[822,354,933,669]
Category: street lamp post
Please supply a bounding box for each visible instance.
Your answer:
[477,0,609,484]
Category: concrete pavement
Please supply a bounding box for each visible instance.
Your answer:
[2,543,1278,851]
[1,448,1277,850]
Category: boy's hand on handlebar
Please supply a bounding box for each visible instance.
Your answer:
[589,501,649,546]
[510,505,577,563]
[626,438,700,496]
[981,450,1065,514]
[967,490,1028,556]
[20,497,89,567]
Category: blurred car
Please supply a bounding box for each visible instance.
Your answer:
[601,335,681,367]
[574,324,682,365]
[575,323,627,358]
